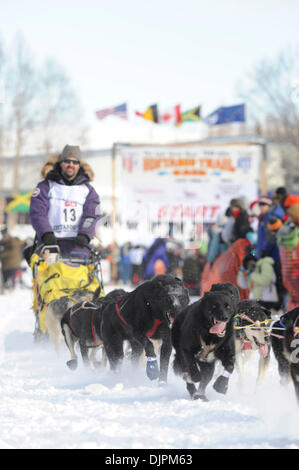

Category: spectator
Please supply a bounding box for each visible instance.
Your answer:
[273,187,288,210]
[237,253,280,314]
[119,242,132,285]
[129,244,145,285]
[256,196,284,259]
[275,198,299,309]
[143,237,169,280]
[282,194,299,224]
[221,198,252,245]
[0,228,24,289]
[182,248,206,295]
[166,237,184,276]
[230,198,252,242]
[220,204,235,245]
[207,213,229,264]
[248,199,260,233]
[255,195,285,309]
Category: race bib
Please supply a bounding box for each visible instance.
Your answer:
[48,182,89,237]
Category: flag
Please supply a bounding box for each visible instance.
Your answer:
[135,104,159,123]
[159,104,182,125]
[204,104,245,126]
[177,105,201,126]
[95,102,127,120]
[5,191,33,213]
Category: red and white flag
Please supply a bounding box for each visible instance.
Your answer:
[159,104,182,125]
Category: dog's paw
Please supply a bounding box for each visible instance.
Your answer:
[67,359,78,370]
[146,358,159,380]
[158,380,167,387]
[191,391,209,401]
[213,375,229,394]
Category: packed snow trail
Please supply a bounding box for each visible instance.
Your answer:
[0,288,298,449]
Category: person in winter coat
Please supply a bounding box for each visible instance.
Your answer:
[256,196,285,262]
[142,237,169,280]
[273,186,288,215]
[207,213,228,264]
[255,195,285,309]
[237,253,280,313]
[282,194,299,223]
[129,244,145,285]
[182,249,206,295]
[221,198,252,245]
[231,199,252,242]
[119,242,132,285]
[29,145,101,258]
[0,228,24,288]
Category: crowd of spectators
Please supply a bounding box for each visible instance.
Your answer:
[3,185,299,312]
[100,236,207,295]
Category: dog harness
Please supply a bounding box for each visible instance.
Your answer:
[146,319,162,338]
[115,299,128,325]
[115,299,162,338]
[68,301,102,347]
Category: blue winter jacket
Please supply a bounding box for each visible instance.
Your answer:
[143,238,169,279]
[256,203,285,263]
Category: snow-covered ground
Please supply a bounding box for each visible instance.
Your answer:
[0,285,298,450]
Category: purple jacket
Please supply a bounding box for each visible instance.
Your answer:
[30,163,100,256]
[143,238,169,279]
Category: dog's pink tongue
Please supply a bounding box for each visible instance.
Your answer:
[209,321,226,334]
[259,343,269,358]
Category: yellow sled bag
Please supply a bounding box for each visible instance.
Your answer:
[30,253,103,332]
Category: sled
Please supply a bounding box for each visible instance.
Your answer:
[29,238,104,340]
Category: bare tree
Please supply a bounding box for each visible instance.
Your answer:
[238,50,299,189]
[37,59,83,156]
[6,33,38,193]
[239,50,299,146]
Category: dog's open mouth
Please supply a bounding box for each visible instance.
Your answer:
[209,319,227,337]
[253,335,270,358]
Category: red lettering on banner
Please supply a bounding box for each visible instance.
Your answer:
[209,206,219,218]
[156,204,220,222]
[158,205,169,220]
[171,205,182,219]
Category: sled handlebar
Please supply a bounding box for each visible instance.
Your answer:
[36,237,101,264]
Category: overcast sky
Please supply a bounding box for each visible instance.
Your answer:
[1,0,299,149]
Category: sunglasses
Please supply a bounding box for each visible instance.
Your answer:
[258,202,270,206]
[62,159,80,165]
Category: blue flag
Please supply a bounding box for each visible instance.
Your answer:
[204,104,245,125]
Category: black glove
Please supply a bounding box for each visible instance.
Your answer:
[146,357,159,380]
[41,232,57,245]
[23,244,35,265]
[74,234,89,247]
[213,375,229,394]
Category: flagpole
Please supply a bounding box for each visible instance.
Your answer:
[111,142,118,282]
[260,141,268,195]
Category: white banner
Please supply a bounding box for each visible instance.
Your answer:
[119,144,261,223]
[121,144,261,183]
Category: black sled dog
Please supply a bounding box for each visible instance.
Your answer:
[271,307,299,404]
[61,289,128,370]
[172,283,239,400]
[101,275,189,385]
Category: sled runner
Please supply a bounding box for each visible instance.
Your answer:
[29,238,104,340]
